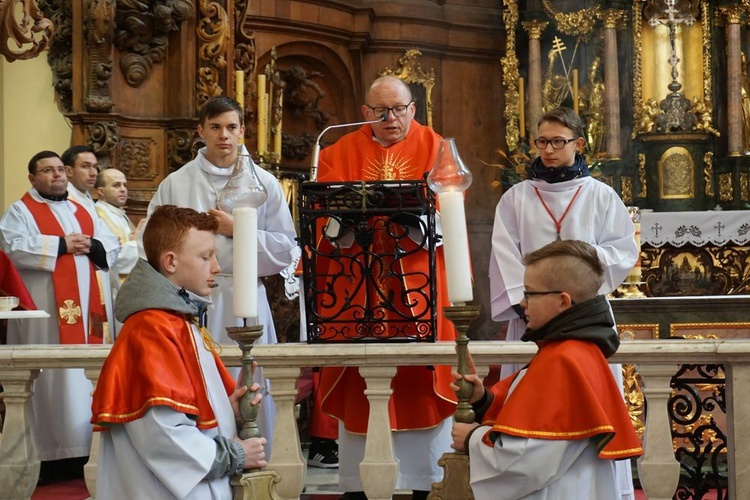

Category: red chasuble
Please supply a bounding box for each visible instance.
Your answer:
[21,193,105,344]
[92,310,236,431]
[316,120,458,433]
[481,340,643,460]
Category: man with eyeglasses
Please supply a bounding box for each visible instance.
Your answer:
[488,107,638,499]
[0,150,119,484]
[452,240,642,499]
[314,75,456,500]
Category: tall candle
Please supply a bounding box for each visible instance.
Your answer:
[627,221,642,282]
[572,69,579,115]
[518,77,525,139]
[273,91,283,158]
[233,206,259,318]
[257,74,268,154]
[438,191,473,304]
[236,71,245,144]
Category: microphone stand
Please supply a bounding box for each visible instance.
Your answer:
[309,115,386,181]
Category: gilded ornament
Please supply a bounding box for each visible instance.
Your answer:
[521,20,548,40]
[597,9,626,30]
[658,147,694,199]
[740,172,749,202]
[691,97,719,136]
[502,0,521,153]
[719,173,733,202]
[703,151,714,197]
[631,1,644,112]
[378,49,435,129]
[621,176,633,205]
[638,153,647,198]
[701,1,712,107]
[718,5,745,25]
[541,0,599,39]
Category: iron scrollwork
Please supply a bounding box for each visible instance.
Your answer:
[299,180,438,343]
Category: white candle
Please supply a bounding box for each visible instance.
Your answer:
[438,191,473,304]
[233,206,259,318]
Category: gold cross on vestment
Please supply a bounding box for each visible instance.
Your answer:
[59,299,81,324]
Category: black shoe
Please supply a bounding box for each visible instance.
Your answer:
[307,437,339,468]
[339,493,367,500]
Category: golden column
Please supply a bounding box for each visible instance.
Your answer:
[719,5,745,156]
[598,9,626,160]
[522,20,548,141]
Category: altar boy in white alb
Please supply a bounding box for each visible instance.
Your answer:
[0,150,119,468]
[92,205,267,499]
[146,95,298,455]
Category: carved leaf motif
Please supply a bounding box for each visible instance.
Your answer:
[0,0,54,61]
[113,0,194,87]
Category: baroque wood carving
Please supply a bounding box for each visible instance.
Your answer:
[85,0,115,112]
[0,0,54,61]
[87,121,118,170]
[39,0,72,110]
[113,0,194,87]
[196,0,229,111]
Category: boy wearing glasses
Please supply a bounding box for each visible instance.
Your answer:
[452,240,642,500]
[488,107,637,498]
[313,75,456,500]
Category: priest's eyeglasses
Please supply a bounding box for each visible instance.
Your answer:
[522,290,563,301]
[366,102,413,118]
[35,166,67,176]
[533,137,577,150]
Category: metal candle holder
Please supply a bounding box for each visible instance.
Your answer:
[226,324,264,440]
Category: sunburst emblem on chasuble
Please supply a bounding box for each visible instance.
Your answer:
[363,150,417,180]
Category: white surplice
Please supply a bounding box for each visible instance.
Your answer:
[68,184,117,334]
[96,323,237,500]
[468,369,619,500]
[147,148,298,455]
[0,188,119,461]
[95,200,139,335]
[488,175,638,499]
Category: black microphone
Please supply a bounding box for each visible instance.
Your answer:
[310,115,388,181]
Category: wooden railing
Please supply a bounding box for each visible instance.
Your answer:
[1,340,750,500]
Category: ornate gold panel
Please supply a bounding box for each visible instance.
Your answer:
[618,324,660,340]
[719,173,734,202]
[741,172,749,202]
[658,147,695,199]
[379,49,435,129]
[670,322,750,338]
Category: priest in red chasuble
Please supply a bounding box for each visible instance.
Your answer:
[314,75,457,500]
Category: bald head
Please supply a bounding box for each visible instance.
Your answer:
[362,76,417,146]
[95,168,129,207]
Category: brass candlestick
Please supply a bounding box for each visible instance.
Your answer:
[429,304,480,500]
[226,325,264,440]
[226,324,282,499]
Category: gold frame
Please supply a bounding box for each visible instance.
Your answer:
[658,146,695,199]
[670,322,750,337]
[618,324,660,340]
[378,48,435,129]
[632,0,714,135]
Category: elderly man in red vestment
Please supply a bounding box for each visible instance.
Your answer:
[312,75,456,500]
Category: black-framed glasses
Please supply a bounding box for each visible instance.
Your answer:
[366,102,413,118]
[522,290,563,301]
[533,137,578,150]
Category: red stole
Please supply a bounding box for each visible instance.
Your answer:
[481,340,643,460]
[21,193,105,344]
[92,310,236,430]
